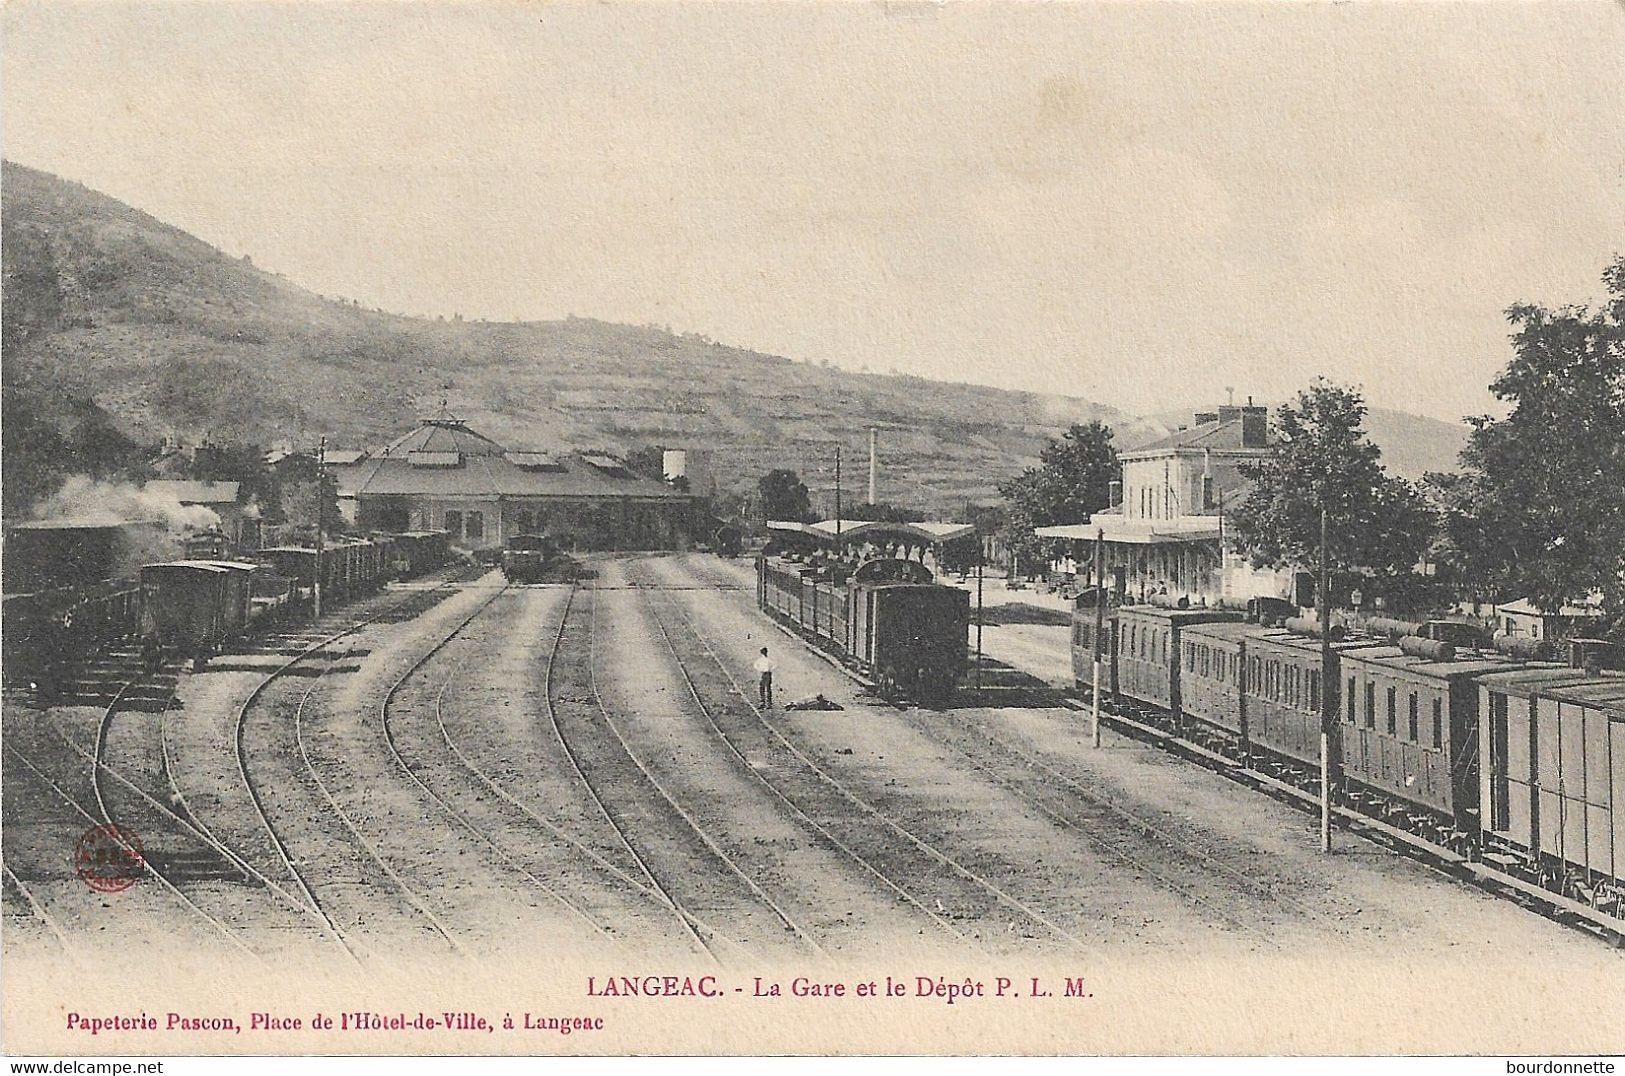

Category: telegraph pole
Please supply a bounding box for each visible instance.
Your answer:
[1319,507,1333,852]
[834,447,843,543]
[1093,527,1105,748]
[313,436,327,621]
[975,534,985,700]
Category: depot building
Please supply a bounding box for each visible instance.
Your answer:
[329,414,698,551]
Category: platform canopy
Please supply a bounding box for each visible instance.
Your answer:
[768,520,975,545]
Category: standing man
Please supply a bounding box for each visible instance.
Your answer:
[754,647,776,707]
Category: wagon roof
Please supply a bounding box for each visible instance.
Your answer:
[142,560,230,573]
[1117,604,1240,625]
[1475,667,1596,697]
[1181,621,1257,641]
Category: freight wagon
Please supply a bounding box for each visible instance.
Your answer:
[757,555,969,706]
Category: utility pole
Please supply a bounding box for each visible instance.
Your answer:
[834,447,843,544]
[1092,527,1105,749]
[867,427,878,505]
[1319,507,1333,853]
[975,534,985,700]
[314,436,326,621]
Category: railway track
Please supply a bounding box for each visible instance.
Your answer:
[1077,690,1625,947]
[226,567,486,965]
[543,582,825,963]
[385,585,750,955]
[630,563,1088,953]
[631,575,989,949]
[376,579,686,953]
[663,556,1341,937]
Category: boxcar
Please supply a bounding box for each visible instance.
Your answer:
[140,560,256,661]
[1477,667,1625,902]
[501,534,557,583]
[1114,605,1241,718]
[757,555,968,706]
[850,566,969,705]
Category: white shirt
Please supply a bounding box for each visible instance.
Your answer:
[753,656,776,674]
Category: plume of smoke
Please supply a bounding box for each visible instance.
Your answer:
[32,476,222,532]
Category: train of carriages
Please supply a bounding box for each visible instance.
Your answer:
[2,528,452,691]
[1070,596,1625,918]
[757,552,969,706]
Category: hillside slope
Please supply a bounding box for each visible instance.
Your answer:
[3,161,1467,518]
[3,161,1149,515]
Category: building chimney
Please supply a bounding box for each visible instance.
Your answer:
[1241,404,1269,448]
[867,427,878,505]
[1194,411,1219,426]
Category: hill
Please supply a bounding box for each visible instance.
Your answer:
[3,161,1154,518]
[2,161,1466,519]
[1140,405,1468,481]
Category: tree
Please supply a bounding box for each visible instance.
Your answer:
[997,421,1120,574]
[1230,380,1435,588]
[624,444,667,482]
[757,468,814,523]
[844,501,926,523]
[1434,256,1625,633]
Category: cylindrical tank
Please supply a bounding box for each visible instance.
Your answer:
[1283,616,1345,640]
[1398,635,1455,661]
[1147,592,1190,610]
[1366,616,1423,640]
[1494,634,1555,662]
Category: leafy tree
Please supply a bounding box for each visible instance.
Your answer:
[997,421,1120,574]
[757,468,814,523]
[624,444,667,481]
[1434,257,1625,633]
[1230,380,1435,587]
[844,501,926,523]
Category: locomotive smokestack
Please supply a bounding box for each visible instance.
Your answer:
[868,427,878,505]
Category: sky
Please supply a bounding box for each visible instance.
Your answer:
[3,1,1622,423]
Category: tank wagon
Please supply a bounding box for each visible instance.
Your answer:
[1071,600,1625,913]
[758,554,969,706]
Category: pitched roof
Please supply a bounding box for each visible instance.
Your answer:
[335,452,689,500]
[1123,419,1262,457]
[377,418,507,459]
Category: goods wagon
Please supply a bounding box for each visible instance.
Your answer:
[139,560,257,664]
[757,555,968,706]
[1478,667,1625,906]
[501,534,559,583]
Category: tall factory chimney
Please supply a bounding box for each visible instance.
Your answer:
[867,428,879,505]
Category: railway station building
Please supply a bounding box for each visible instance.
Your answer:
[1037,403,1298,607]
[328,414,698,552]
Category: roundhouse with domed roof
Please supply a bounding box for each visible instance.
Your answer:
[328,414,698,552]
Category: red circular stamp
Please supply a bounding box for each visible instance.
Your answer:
[73,823,145,893]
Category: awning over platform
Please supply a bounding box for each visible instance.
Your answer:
[768,520,976,545]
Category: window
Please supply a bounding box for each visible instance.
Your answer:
[1347,677,1357,724]
[1161,633,1168,664]
[466,511,484,540]
[1431,698,1444,749]
[1408,694,1419,742]
[444,510,463,537]
[1386,686,1397,735]
[1203,476,1216,509]
[1364,682,1376,729]
[1308,670,1320,713]
[517,510,535,533]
